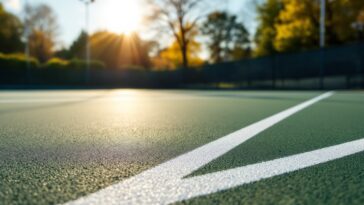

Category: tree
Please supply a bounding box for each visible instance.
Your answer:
[69,31,88,59]
[255,0,364,56]
[59,31,151,69]
[55,31,89,60]
[87,31,151,69]
[274,0,319,52]
[24,3,59,62]
[154,29,203,70]
[202,11,250,63]
[327,0,364,43]
[147,0,205,68]
[28,30,53,63]
[254,0,282,57]
[0,3,24,53]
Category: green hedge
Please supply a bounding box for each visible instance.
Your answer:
[37,58,106,85]
[0,55,106,71]
[0,53,39,70]
[0,53,39,84]
[43,58,105,70]
[43,58,69,69]
[68,59,105,70]
[0,54,106,85]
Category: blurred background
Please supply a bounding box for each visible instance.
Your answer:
[0,0,363,89]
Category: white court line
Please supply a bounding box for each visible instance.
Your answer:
[178,138,364,200]
[64,92,339,205]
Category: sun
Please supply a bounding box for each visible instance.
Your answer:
[98,0,142,34]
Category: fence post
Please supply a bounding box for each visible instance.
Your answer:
[362,62,364,89]
[359,43,364,89]
[361,59,364,90]
[362,68,364,89]
[26,61,32,85]
[271,55,276,89]
[319,48,325,90]
[247,60,251,89]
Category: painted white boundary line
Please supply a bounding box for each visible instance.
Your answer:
[64,92,338,205]
[179,138,364,201]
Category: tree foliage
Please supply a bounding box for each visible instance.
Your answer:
[255,0,364,56]
[153,29,203,70]
[147,0,205,68]
[202,11,250,63]
[67,31,88,59]
[24,3,59,40]
[0,3,24,53]
[274,0,319,52]
[254,0,282,57]
[328,0,364,42]
[28,30,54,63]
[89,31,151,69]
[24,3,60,62]
[57,30,154,70]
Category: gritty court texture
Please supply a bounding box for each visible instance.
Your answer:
[0,90,364,205]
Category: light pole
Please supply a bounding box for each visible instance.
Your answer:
[319,0,326,89]
[24,0,31,84]
[80,0,95,84]
[320,0,326,48]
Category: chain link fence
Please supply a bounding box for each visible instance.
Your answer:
[201,42,364,89]
[1,42,364,89]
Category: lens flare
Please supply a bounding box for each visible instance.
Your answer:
[97,0,142,34]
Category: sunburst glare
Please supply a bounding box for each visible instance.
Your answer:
[97,0,142,35]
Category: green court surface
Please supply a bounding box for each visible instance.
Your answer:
[0,90,363,205]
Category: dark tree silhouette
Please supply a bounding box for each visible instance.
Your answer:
[147,0,205,69]
[0,3,24,53]
[24,3,60,62]
[202,11,250,63]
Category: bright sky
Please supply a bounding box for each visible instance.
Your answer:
[2,0,259,48]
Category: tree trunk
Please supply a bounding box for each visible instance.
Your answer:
[181,44,188,69]
[179,23,189,69]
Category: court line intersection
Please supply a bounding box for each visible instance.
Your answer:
[62,91,364,205]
